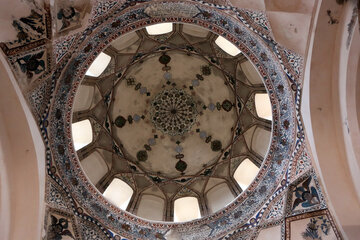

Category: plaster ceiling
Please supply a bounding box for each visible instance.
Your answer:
[0,0,342,238]
[72,23,272,221]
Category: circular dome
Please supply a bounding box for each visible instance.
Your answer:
[50,2,297,238]
[72,23,273,222]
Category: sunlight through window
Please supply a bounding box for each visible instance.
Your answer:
[146,23,173,35]
[85,52,111,77]
[255,93,272,121]
[103,178,133,210]
[233,158,259,190]
[215,36,241,56]
[72,119,93,151]
[174,197,201,222]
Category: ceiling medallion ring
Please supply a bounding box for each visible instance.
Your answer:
[150,88,198,136]
[49,2,298,238]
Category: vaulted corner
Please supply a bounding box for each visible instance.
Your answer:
[0,0,357,240]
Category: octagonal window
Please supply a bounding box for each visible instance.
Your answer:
[233,158,259,190]
[174,197,201,222]
[103,178,133,210]
[255,93,272,121]
[85,52,111,77]
[72,119,93,151]
[215,36,241,56]
[146,23,173,35]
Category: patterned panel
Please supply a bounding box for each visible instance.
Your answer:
[7,44,52,89]
[77,217,111,240]
[54,1,92,35]
[244,10,272,33]
[90,0,120,22]
[285,210,342,240]
[4,0,338,240]
[291,146,312,181]
[45,178,71,211]
[263,193,286,223]
[44,208,80,240]
[26,75,53,117]
[54,34,77,63]
[285,171,327,217]
[45,1,298,238]
[279,46,304,84]
[0,6,51,56]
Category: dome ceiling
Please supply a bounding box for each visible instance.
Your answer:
[72,23,272,221]
[1,0,337,238]
[45,2,300,237]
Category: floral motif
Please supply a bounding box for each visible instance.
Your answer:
[0,8,49,53]
[244,10,270,31]
[42,1,301,239]
[92,1,118,20]
[302,216,331,240]
[47,215,74,240]
[295,149,312,177]
[150,88,198,136]
[16,51,45,78]
[57,7,80,31]
[292,176,320,210]
[55,34,76,63]
[283,48,302,77]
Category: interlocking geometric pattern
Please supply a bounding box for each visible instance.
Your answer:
[150,88,198,136]
[0,0,342,239]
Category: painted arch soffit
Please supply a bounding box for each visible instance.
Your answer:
[36,1,304,240]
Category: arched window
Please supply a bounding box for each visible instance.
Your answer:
[103,178,133,210]
[215,36,241,56]
[206,183,234,213]
[80,151,108,185]
[255,93,272,121]
[71,119,93,151]
[146,23,173,35]
[137,195,165,221]
[174,197,201,222]
[233,158,259,190]
[85,52,111,77]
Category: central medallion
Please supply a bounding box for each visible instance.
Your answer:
[150,88,198,136]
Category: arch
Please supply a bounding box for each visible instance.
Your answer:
[205,182,235,213]
[0,52,45,240]
[81,151,108,185]
[243,125,272,158]
[136,194,165,221]
[240,60,264,85]
[182,24,209,38]
[73,85,97,112]
[111,31,139,52]
[302,1,360,238]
